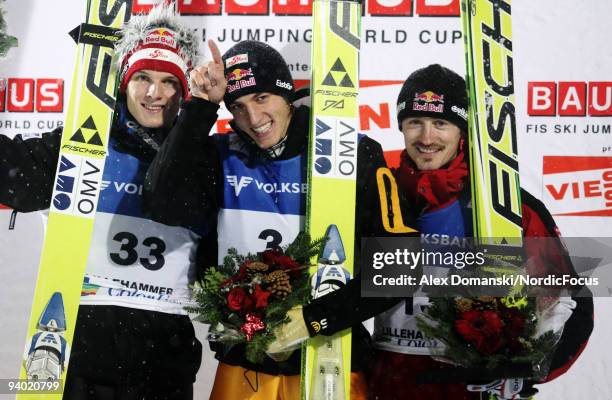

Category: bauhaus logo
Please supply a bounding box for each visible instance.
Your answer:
[528,81,612,116]
[0,78,64,113]
[542,156,612,217]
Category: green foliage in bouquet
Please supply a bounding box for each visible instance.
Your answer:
[416,296,558,377]
[0,0,18,57]
[187,232,325,363]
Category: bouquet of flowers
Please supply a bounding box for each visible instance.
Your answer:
[187,233,323,363]
[416,295,563,380]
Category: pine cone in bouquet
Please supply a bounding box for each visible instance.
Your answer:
[246,261,270,277]
[264,270,292,299]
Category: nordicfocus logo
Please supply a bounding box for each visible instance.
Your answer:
[528,81,612,116]
[226,175,306,196]
[133,0,460,17]
[52,154,104,218]
[542,156,612,217]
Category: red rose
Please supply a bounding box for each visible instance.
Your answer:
[220,263,251,288]
[227,287,253,312]
[261,250,282,265]
[276,255,300,270]
[501,308,527,352]
[261,250,302,277]
[455,310,504,354]
[253,285,271,309]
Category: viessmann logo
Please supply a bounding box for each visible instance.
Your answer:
[542,156,612,217]
[226,175,306,196]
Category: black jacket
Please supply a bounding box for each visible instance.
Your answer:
[145,97,387,375]
[0,107,207,385]
[301,162,593,385]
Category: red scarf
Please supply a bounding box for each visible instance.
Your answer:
[396,149,469,212]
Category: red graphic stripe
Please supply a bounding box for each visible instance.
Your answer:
[293,79,404,90]
[543,156,612,175]
[0,204,11,210]
[383,149,403,169]
[553,208,612,217]
[360,80,404,88]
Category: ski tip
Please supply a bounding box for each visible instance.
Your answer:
[37,292,67,332]
[319,224,346,263]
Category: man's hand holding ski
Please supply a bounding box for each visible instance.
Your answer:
[266,305,310,361]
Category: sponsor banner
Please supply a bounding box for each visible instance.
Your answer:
[528,81,612,117]
[312,116,358,180]
[0,78,65,135]
[133,0,461,17]
[542,156,612,217]
[50,154,105,218]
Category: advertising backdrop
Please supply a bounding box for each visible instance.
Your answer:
[1,0,611,398]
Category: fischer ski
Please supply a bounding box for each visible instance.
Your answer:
[18,0,131,397]
[304,1,361,399]
[461,1,528,397]
[461,0,523,242]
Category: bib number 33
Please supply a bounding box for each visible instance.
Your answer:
[110,231,166,271]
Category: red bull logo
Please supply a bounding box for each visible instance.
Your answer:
[226,68,253,82]
[413,90,444,113]
[144,28,177,48]
[414,91,444,103]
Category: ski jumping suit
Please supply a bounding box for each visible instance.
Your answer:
[145,97,386,400]
[0,103,217,399]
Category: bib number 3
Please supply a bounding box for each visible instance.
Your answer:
[258,229,283,251]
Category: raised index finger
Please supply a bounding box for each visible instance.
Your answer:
[208,40,222,65]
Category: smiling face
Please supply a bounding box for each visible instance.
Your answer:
[401,116,462,170]
[228,92,293,149]
[126,69,182,129]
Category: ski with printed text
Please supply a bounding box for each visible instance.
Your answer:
[303,1,361,399]
[17,1,132,398]
[461,0,529,398]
